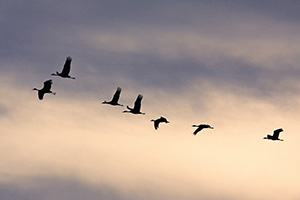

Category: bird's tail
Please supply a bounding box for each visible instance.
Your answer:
[122,106,131,113]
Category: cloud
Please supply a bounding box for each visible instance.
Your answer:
[1,0,300,102]
[0,104,8,119]
[0,177,126,200]
[1,77,300,200]
[0,176,242,200]
[1,1,300,200]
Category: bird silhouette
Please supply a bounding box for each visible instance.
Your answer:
[102,87,123,106]
[192,124,214,135]
[123,94,145,115]
[264,128,284,141]
[51,56,75,79]
[151,117,169,130]
[32,79,56,100]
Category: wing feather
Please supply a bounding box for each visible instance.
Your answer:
[43,79,52,92]
[60,56,72,76]
[111,87,121,104]
[133,94,143,111]
[273,128,283,139]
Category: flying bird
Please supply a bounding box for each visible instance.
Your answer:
[102,87,123,106]
[32,79,56,100]
[263,128,284,141]
[192,124,214,135]
[123,94,145,115]
[151,117,169,130]
[51,56,75,79]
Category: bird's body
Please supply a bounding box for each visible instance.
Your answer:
[51,56,75,79]
[192,124,214,135]
[102,87,123,106]
[32,79,56,100]
[264,128,284,141]
[123,94,145,114]
[151,117,169,130]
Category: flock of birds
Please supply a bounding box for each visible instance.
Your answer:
[32,56,284,141]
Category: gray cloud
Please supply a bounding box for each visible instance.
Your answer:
[0,176,237,200]
[0,177,124,200]
[0,104,8,118]
[0,0,299,132]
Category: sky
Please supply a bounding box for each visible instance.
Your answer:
[1,0,300,199]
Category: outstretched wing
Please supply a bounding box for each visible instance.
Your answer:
[273,128,283,139]
[201,124,213,129]
[43,79,52,92]
[111,87,122,104]
[193,127,203,135]
[159,117,168,123]
[133,94,143,111]
[154,120,159,130]
[38,90,44,100]
[60,56,72,76]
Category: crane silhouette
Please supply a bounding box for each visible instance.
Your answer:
[102,87,123,106]
[151,117,169,130]
[264,128,284,141]
[123,94,145,115]
[51,56,75,79]
[32,79,56,100]
[192,124,214,135]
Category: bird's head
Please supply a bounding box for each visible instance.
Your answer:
[66,56,72,61]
